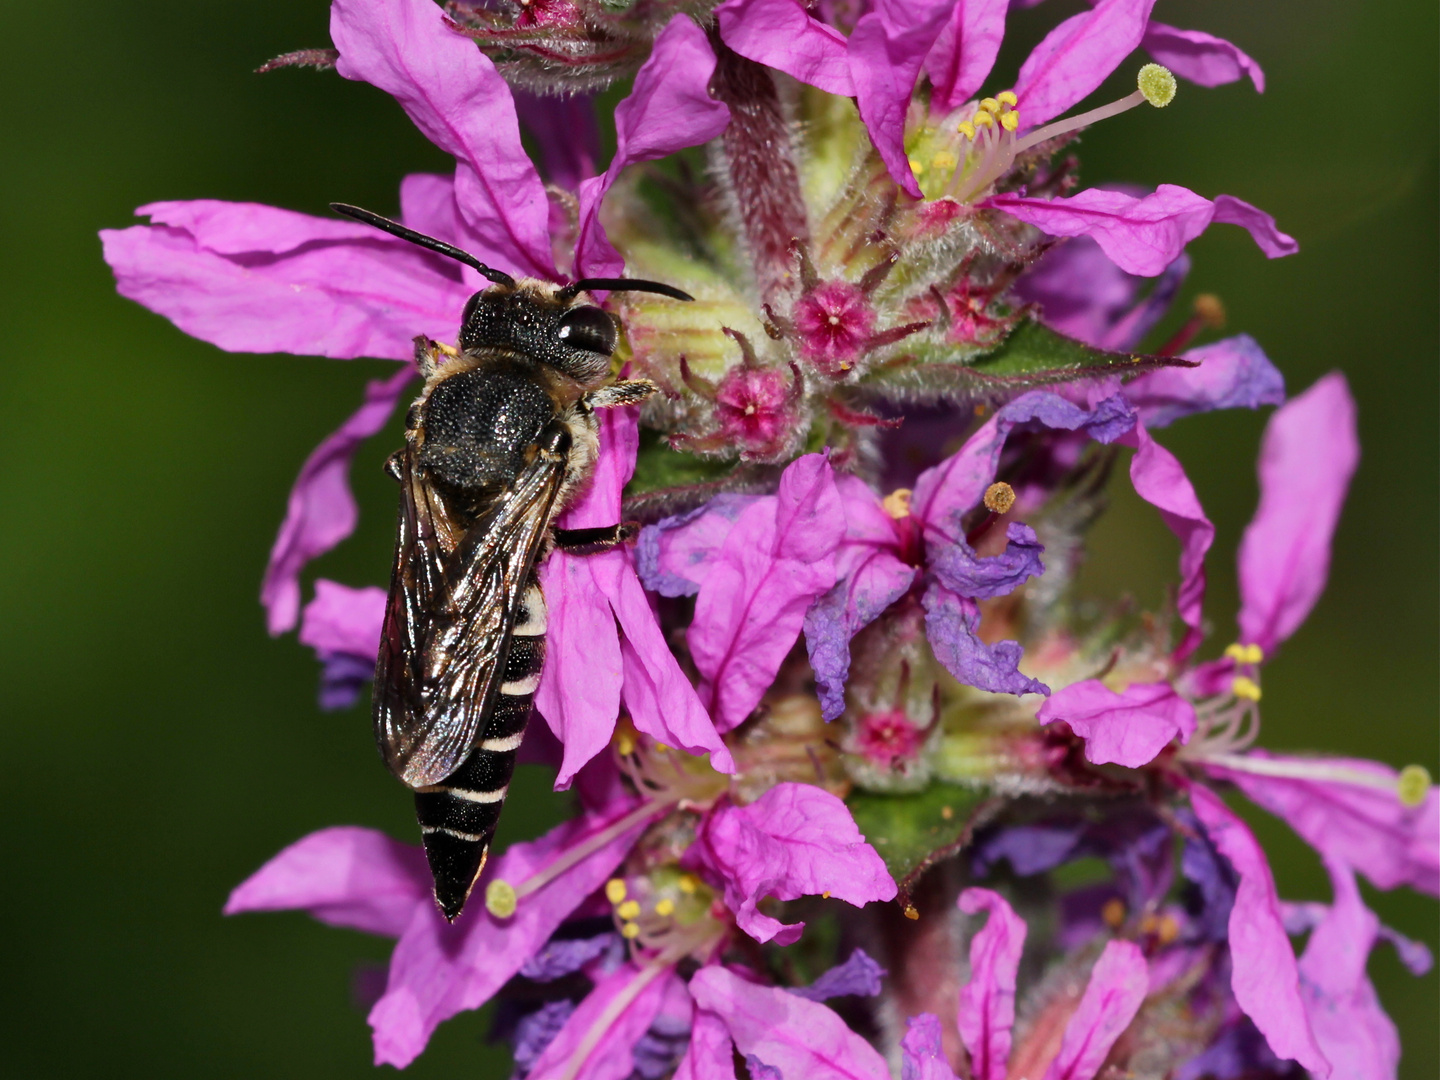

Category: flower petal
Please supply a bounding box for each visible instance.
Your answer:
[689,455,844,731]
[513,90,601,192]
[957,887,1027,1080]
[1142,22,1265,92]
[298,579,387,659]
[1013,0,1158,129]
[902,1013,961,1080]
[689,967,891,1080]
[791,948,887,1001]
[922,581,1049,697]
[691,783,896,945]
[636,494,761,597]
[576,15,731,278]
[1236,373,1358,655]
[261,365,414,633]
[330,0,554,279]
[1036,679,1196,768]
[930,522,1045,600]
[926,0,1010,112]
[223,826,430,937]
[1125,334,1285,429]
[675,1008,738,1080]
[1210,194,1298,259]
[1041,940,1148,1080]
[524,963,677,1080]
[715,0,855,96]
[1189,782,1330,1076]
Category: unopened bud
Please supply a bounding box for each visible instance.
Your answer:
[983,481,1016,514]
[1397,764,1431,808]
[1137,63,1177,108]
[485,879,517,919]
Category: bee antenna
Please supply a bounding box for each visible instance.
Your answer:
[330,203,517,288]
[559,278,694,303]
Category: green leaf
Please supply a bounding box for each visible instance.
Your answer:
[848,782,993,901]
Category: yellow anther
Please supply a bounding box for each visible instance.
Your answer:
[908,157,925,176]
[605,878,628,904]
[940,805,954,820]
[1397,764,1432,808]
[617,899,641,920]
[999,110,1019,132]
[957,121,977,140]
[1193,293,1227,329]
[1231,676,1262,702]
[903,905,920,920]
[654,742,670,753]
[1155,914,1180,945]
[821,890,831,899]
[655,898,676,917]
[973,109,995,127]
[883,488,913,519]
[485,879,518,919]
[1224,643,1247,662]
[1240,644,1264,665]
[621,921,641,939]
[983,481,1016,514]
[678,874,699,894]
[1137,63,1177,108]
[1102,897,1127,928]
[931,150,958,171]
[615,731,636,756]
[980,97,1001,114]
[996,91,1018,107]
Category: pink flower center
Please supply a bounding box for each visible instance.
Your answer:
[715,366,793,448]
[793,282,876,374]
[854,708,925,767]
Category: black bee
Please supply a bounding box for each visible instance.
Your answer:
[331,204,691,921]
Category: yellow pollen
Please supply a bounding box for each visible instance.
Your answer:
[931,151,958,171]
[1102,897,1126,928]
[654,898,676,916]
[822,890,831,899]
[957,121,977,140]
[908,157,925,176]
[654,742,670,753]
[999,110,1019,132]
[941,805,953,820]
[903,905,920,920]
[678,874,699,894]
[973,110,995,127]
[1231,676,1262,702]
[983,481,1016,514]
[621,921,641,939]
[1224,643,1246,661]
[615,731,636,756]
[1224,643,1263,665]
[1156,915,1180,945]
[1137,63,1177,108]
[1397,764,1432,808]
[882,488,913,519]
[980,97,1001,114]
[1193,293,1226,328]
[605,878,628,904]
[996,91,1018,107]
[485,879,518,919]
[616,899,641,920]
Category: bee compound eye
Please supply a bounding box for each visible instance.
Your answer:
[555,306,618,355]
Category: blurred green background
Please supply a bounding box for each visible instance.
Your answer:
[0,0,1433,1075]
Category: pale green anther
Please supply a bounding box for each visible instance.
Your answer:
[1397,764,1431,807]
[1137,64,1177,108]
[485,879,518,918]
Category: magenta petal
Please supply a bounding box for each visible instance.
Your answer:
[956,887,1027,1080]
[299,579,386,658]
[693,783,896,945]
[1211,194,1299,259]
[637,494,760,597]
[689,455,844,731]
[1036,679,1196,768]
[1125,333,1285,429]
[576,15,730,278]
[524,963,677,1080]
[1012,0,1158,129]
[1189,782,1330,1076]
[689,967,891,1080]
[367,804,648,1068]
[1205,751,1439,897]
[926,0,1010,111]
[716,0,855,97]
[329,0,554,279]
[261,365,414,634]
[223,826,429,937]
[565,405,638,530]
[675,1008,738,1080]
[1041,940,1148,1080]
[902,1013,961,1080]
[1236,373,1358,655]
[1142,22,1265,92]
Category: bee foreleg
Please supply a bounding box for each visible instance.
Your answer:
[583,379,657,410]
[552,522,639,555]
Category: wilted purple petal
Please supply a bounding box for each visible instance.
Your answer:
[901,1013,961,1080]
[691,783,896,945]
[512,1000,578,1073]
[973,824,1083,877]
[689,455,843,731]
[922,582,1049,696]
[1176,1020,1287,1080]
[1211,195,1298,259]
[1013,0,1158,129]
[1097,251,1189,351]
[744,1055,782,1080]
[519,931,621,981]
[931,522,1045,600]
[1236,373,1358,656]
[224,826,429,937]
[637,494,760,597]
[261,365,414,634]
[1180,828,1237,942]
[957,887,1027,1080]
[791,948,887,1001]
[1143,22,1265,91]
[330,0,554,279]
[514,90,601,192]
[1126,334,1285,429]
[1036,679,1196,768]
[632,978,697,1080]
[316,652,376,711]
[675,1008,737,1080]
[299,579,386,659]
[524,964,677,1080]
[689,967,891,1080]
[926,0,1010,111]
[1012,236,1143,348]
[716,0,855,96]
[1377,925,1435,977]
[576,16,731,278]
[1189,782,1330,1076]
[1041,940,1148,1080]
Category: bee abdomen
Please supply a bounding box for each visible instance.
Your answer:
[416,583,546,921]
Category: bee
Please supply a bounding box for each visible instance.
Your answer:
[332,204,691,921]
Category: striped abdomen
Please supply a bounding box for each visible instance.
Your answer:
[415,581,545,921]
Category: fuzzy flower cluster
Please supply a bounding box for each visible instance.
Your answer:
[104,0,1435,1078]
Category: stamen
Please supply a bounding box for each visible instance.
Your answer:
[1398,764,1432,807]
[1136,63,1177,108]
[1009,65,1177,159]
[1200,753,1411,793]
[1102,897,1126,927]
[485,879,517,918]
[1223,642,1264,665]
[999,110,1019,132]
[996,91,1018,107]
[980,97,1001,114]
[606,878,628,904]
[655,898,676,916]
[1231,676,1262,702]
[983,481,1016,514]
[958,121,976,140]
[620,921,641,940]
[883,488,913,519]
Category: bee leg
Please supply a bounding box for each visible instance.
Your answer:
[383,449,404,482]
[583,379,657,410]
[552,523,639,555]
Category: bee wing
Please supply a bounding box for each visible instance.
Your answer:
[374,441,565,788]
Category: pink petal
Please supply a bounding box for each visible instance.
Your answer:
[901,1013,961,1080]
[1189,782,1330,1076]
[398,171,486,260]
[1125,333,1285,430]
[849,0,958,197]
[1041,940,1148,1080]
[1036,679,1196,768]
[367,802,649,1068]
[329,0,554,279]
[223,826,430,937]
[692,783,896,945]
[675,1008,738,1080]
[689,966,891,1080]
[524,963,677,1080]
[1237,373,1357,655]
[513,90,601,192]
[689,455,844,731]
[637,494,761,597]
[926,0,1010,111]
[956,887,1027,1080]
[101,203,471,359]
[298,579,386,658]
[1121,424,1213,660]
[1211,194,1298,259]
[1142,22,1265,92]
[1013,0,1158,129]
[576,15,731,278]
[563,405,639,530]
[1205,751,1439,897]
[716,0,856,97]
[261,365,415,634]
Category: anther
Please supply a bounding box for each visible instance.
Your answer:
[996,91,1018,107]
[1137,63,1177,108]
[1397,764,1432,807]
[654,898,676,917]
[973,110,995,127]
[980,97,1001,113]
[617,900,641,920]
[1102,897,1126,928]
[932,151,957,171]
[957,121,976,140]
[1194,294,1226,328]
[903,905,920,920]
[883,488,913,519]
[821,890,831,899]
[999,111,1019,132]
[485,879,518,919]
[654,743,670,753]
[620,921,641,940]
[983,481,1016,514]
[605,878,628,904]
[615,731,636,756]
[1231,676,1262,702]
[678,874,699,894]
[908,158,925,176]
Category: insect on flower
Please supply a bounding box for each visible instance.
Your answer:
[330,203,693,920]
